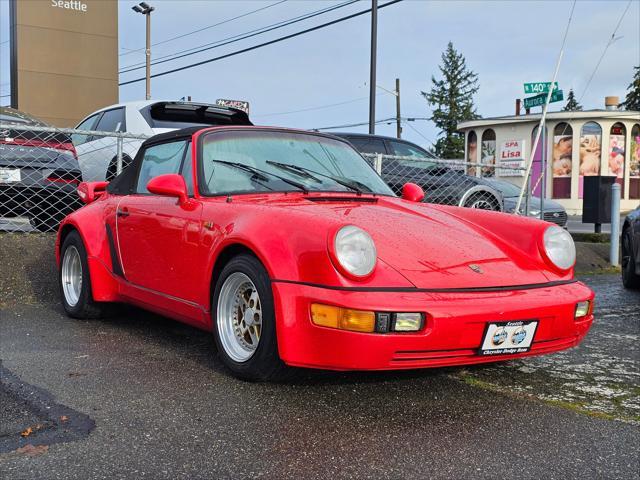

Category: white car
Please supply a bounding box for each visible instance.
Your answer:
[71,100,252,181]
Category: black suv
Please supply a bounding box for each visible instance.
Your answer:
[333,133,503,211]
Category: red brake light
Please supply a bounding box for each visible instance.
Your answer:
[0,137,78,159]
[46,176,81,186]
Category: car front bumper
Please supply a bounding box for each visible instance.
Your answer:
[272,280,594,370]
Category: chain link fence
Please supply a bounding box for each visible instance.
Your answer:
[0,123,149,232]
[1,124,538,234]
[362,153,533,213]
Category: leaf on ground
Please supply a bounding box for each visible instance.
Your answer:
[15,444,49,456]
[60,415,69,422]
[20,427,32,437]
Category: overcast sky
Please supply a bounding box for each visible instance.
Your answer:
[1,0,639,148]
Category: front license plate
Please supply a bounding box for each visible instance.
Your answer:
[0,168,21,183]
[479,320,538,356]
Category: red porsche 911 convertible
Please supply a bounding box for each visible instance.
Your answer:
[56,126,594,380]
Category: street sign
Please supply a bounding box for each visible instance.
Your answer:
[523,82,559,94]
[523,89,564,109]
[216,98,250,114]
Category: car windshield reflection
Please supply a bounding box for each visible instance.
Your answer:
[199,130,395,196]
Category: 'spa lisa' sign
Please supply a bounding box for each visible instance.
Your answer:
[500,140,525,161]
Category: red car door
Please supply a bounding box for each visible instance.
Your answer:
[116,140,205,304]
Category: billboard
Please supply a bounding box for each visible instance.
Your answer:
[9,0,118,126]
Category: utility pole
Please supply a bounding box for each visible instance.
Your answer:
[395,78,401,138]
[132,2,155,100]
[368,0,377,134]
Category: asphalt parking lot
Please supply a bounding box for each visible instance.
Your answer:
[0,235,638,479]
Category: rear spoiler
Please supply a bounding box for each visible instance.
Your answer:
[78,181,109,204]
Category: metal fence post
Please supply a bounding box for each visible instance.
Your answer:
[116,136,124,175]
[610,183,621,266]
[374,153,383,175]
[525,174,531,216]
[540,124,546,220]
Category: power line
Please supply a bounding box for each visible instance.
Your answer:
[402,121,438,151]
[578,0,632,104]
[255,97,369,118]
[120,0,359,73]
[119,0,288,58]
[254,92,390,118]
[313,117,397,131]
[119,0,403,86]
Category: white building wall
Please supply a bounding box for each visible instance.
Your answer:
[462,116,640,215]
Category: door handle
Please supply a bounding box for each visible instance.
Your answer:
[116,208,129,218]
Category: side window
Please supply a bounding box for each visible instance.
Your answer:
[71,113,101,146]
[180,142,194,195]
[348,137,387,154]
[95,108,126,133]
[136,141,188,194]
[389,140,429,158]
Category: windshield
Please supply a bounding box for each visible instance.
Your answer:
[484,179,522,196]
[199,130,395,196]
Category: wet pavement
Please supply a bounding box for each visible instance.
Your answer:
[458,274,640,423]
[0,259,638,478]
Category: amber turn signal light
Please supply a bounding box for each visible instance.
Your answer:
[310,304,376,333]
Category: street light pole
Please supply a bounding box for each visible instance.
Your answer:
[368,0,377,135]
[145,9,151,100]
[132,2,154,100]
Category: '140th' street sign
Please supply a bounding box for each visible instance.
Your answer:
[523,82,558,94]
[523,90,564,109]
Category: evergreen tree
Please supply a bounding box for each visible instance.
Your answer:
[620,66,640,111]
[562,89,583,111]
[422,42,479,159]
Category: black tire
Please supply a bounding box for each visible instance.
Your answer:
[59,230,111,318]
[212,254,290,381]
[621,228,640,289]
[464,191,501,211]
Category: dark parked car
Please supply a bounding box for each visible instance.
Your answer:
[333,133,503,211]
[0,107,83,231]
[483,178,568,227]
[622,205,640,289]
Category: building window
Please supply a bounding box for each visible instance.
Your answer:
[579,121,602,198]
[608,122,626,196]
[579,122,602,176]
[631,124,640,199]
[531,125,548,198]
[481,129,496,177]
[466,131,478,176]
[552,123,572,199]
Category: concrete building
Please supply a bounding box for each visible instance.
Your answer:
[458,102,640,214]
[9,0,119,126]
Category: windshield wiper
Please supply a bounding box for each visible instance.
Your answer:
[266,160,323,183]
[209,159,308,193]
[266,160,371,194]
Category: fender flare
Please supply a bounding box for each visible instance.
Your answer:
[459,185,504,211]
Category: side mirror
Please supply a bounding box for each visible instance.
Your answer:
[401,182,425,202]
[77,181,109,204]
[146,174,188,205]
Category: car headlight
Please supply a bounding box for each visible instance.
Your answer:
[528,209,541,217]
[332,225,377,277]
[543,225,576,270]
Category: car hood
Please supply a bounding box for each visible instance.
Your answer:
[503,195,564,213]
[256,194,552,289]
